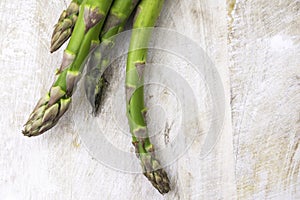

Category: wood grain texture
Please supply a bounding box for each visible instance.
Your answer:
[0,0,298,199]
[229,0,300,199]
[0,0,74,199]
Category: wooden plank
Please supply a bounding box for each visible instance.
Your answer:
[0,0,74,199]
[229,0,300,199]
[0,0,234,199]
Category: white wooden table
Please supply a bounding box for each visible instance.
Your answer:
[0,0,299,199]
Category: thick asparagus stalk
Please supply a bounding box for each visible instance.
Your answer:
[51,0,83,53]
[125,0,170,194]
[85,0,140,114]
[23,0,113,137]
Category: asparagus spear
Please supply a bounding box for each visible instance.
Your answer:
[85,0,140,114]
[23,0,113,137]
[125,0,170,194]
[51,0,83,53]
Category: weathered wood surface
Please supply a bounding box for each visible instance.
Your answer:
[0,0,298,199]
[229,0,300,199]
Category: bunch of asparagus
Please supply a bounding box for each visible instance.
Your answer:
[23,0,170,194]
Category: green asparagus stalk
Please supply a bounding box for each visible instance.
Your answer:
[85,0,140,114]
[23,0,113,137]
[51,0,83,53]
[100,0,139,40]
[125,0,170,194]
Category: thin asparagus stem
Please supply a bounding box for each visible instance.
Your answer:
[125,0,170,194]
